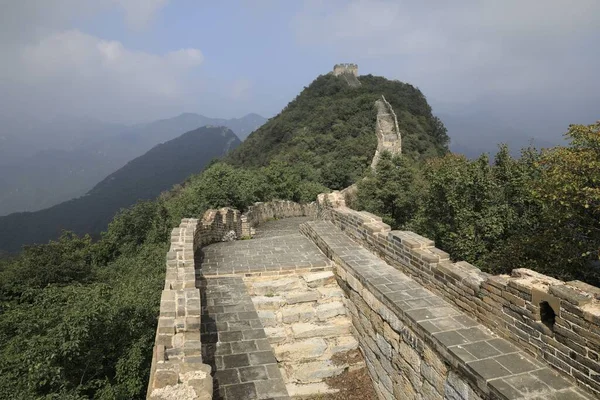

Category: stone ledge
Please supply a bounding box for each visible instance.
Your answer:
[301,220,595,400]
[319,204,600,396]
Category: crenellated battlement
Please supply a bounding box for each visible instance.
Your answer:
[333,63,359,77]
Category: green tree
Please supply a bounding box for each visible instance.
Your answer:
[356,152,422,228]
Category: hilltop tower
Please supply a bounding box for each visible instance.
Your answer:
[332,63,358,77]
[332,63,361,87]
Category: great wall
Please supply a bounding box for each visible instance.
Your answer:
[146,66,600,399]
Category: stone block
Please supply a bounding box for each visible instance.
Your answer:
[286,291,320,304]
[252,278,302,296]
[274,338,328,361]
[549,284,593,306]
[303,271,336,288]
[315,301,346,321]
[291,319,352,339]
[257,310,278,327]
[286,382,338,397]
[252,295,285,310]
[152,369,178,389]
[291,360,347,383]
[281,304,316,323]
[330,335,359,354]
[264,327,287,344]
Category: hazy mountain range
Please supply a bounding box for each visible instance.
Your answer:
[0,113,266,216]
[0,126,241,253]
[440,112,561,159]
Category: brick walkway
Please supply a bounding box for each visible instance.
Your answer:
[196,218,335,399]
[199,276,289,400]
[196,217,330,276]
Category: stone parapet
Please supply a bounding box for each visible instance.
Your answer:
[148,207,244,399]
[371,95,402,168]
[301,220,595,399]
[315,199,600,396]
[241,200,316,238]
[149,202,316,399]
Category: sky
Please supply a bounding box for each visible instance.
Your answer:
[1,0,599,139]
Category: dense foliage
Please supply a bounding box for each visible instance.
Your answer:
[0,159,328,399]
[0,71,445,399]
[7,70,595,400]
[356,122,600,285]
[0,127,241,254]
[229,74,449,189]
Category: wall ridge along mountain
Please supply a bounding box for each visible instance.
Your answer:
[148,76,600,398]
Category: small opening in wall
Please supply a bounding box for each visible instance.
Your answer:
[540,301,556,330]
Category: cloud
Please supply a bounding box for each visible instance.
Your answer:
[229,79,254,100]
[20,30,202,96]
[0,0,169,40]
[117,0,169,30]
[0,29,203,122]
[293,0,600,104]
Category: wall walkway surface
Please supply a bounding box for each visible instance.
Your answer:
[302,219,594,399]
[316,191,600,398]
[146,85,600,398]
[148,193,600,399]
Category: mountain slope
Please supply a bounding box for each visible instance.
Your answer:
[0,126,240,253]
[0,113,265,216]
[228,73,448,188]
[0,69,449,399]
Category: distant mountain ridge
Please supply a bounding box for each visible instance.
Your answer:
[439,112,561,159]
[0,113,266,216]
[0,126,241,253]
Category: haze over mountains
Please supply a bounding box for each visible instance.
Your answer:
[0,113,266,216]
[0,126,241,253]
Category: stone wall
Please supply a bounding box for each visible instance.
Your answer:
[148,207,243,400]
[148,201,318,399]
[371,95,402,169]
[335,258,484,400]
[241,200,317,238]
[316,193,600,396]
[332,63,361,87]
[333,63,358,77]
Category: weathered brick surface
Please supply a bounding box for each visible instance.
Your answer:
[302,220,595,399]
[310,196,600,397]
[199,277,289,400]
[149,192,600,399]
[241,200,317,238]
[197,218,330,277]
[149,217,215,400]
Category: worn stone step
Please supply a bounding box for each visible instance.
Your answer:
[316,286,344,300]
[284,290,320,305]
[286,382,338,398]
[252,295,285,310]
[251,278,303,296]
[274,338,328,362]
[257,310,278,327]
[288,360,347,383]
[302,271,335,288]
[330,335,359,355]
[291,318,352,339]
[281,303,316,324]
[264,327,287,344]
[315,301,345,321]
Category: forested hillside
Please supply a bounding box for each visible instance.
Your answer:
[0,113,265,216]
[0,127,240,253]
[0,71,448,399]
[355,122,600,286]
[229,74,448,189]
[2,70,597,400]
